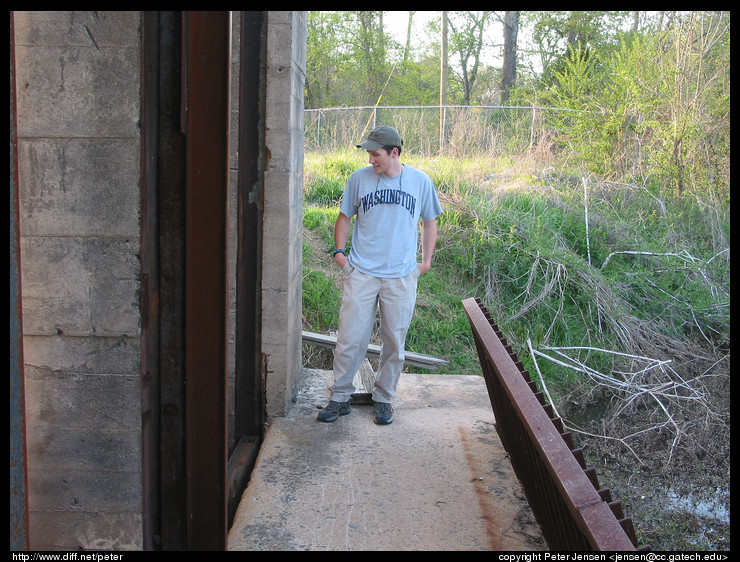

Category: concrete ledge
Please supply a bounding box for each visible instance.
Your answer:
[228,369,544,551]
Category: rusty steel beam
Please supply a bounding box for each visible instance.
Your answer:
[463,297,643,551]
[234,9,264,445]
[141,11,192,549]
[183,11,231,550]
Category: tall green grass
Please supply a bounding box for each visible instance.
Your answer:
[302,151,730,400]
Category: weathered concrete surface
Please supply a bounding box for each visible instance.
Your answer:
[15,10,143,550]
[228,369,545,551]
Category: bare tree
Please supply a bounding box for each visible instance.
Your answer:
[500,11,519,103]
[402,10,415,69]
[440,11,449,151]
[448,11,492,105]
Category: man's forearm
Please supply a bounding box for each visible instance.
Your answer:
[334,212,352,266]
[420,219,438,273]
[334,212,351,249]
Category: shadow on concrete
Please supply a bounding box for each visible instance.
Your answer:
[228,369,545,551]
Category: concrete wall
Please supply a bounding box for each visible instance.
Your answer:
[14,11,144,550]
[14,10,306,550]
[262,11,306,416]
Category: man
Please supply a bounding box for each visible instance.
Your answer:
[317,125,443,424]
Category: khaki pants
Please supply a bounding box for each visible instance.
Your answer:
[330,263,420,403]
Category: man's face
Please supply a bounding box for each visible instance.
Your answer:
[367,147,396,176]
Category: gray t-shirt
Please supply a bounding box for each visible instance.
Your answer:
[340,164,442,278]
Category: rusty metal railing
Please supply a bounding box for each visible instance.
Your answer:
[463,298,646,551]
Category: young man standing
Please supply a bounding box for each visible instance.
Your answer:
[317,125,443,424]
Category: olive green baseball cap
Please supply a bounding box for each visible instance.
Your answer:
[356,125,403,150]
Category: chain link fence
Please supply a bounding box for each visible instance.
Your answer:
[305,105,650,178]
[305,105,730,200]
[305,105,554,156]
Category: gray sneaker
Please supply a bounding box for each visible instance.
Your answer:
[373,401,394,425]
[317,400,351,422]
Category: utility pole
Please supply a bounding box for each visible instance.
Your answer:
[439,11,448,154]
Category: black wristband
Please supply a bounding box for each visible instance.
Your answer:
[332,249,345,256]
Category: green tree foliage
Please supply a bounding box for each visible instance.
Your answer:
[538,11,730,200]
[614,12,731,199]
[307,11,730,202]
[525,11,632,84]
[541,45,626,176]
[306,11,441,108]
[306,12,383,107]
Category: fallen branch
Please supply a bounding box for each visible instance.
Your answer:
[508,259,565,322]
[528,344,723,469]
[600,249,701,270]
[561,422,647,466]
[527,338,559,419]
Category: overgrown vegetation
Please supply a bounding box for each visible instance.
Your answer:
[301,149,730,550]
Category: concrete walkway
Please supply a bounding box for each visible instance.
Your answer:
[228,369,545,551]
